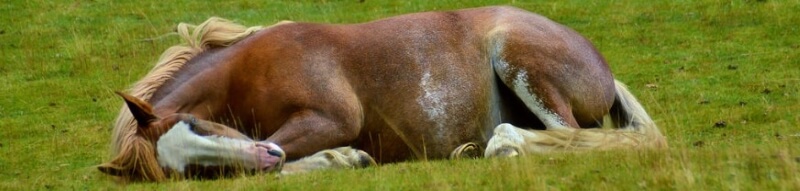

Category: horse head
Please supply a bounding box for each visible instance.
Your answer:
[97,92,285,181]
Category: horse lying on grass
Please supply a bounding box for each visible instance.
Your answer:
[98,6,667,182]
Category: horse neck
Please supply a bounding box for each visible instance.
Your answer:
[149,48,232,119]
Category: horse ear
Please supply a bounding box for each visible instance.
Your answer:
[115,91,158,127]
[97,162,126,176]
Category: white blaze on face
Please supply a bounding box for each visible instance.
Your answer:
[156,121,266,172]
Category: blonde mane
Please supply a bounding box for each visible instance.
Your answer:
[107,17,264,181]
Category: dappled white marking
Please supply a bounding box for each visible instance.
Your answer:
[156,121,275,172]
[417,67,451,139]
[511,71,568,129]
[419,70,446,122]
[405,26,461,138]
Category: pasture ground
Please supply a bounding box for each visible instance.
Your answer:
[1,0,799,190]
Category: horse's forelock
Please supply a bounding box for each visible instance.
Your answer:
[107,17,264,181]
[112,135,165,181]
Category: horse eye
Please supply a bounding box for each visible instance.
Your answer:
[182,116,211,136]
[186,120,195,131]
[181,115,198,126]
[180,117,196,131]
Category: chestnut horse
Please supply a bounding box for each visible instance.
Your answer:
[99,6,666,181]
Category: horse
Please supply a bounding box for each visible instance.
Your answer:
[98,6,667,182]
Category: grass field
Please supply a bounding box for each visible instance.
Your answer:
[2,0,799,190]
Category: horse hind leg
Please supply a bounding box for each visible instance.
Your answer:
[486,32,609,156]
[486,62,588,156]
[482,71,639,156]
[491,54,581,130]
[484,82,668,157]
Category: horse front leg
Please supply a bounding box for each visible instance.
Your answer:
[266,109,361,159]
[262,107,375,173]
[280,146,376,175]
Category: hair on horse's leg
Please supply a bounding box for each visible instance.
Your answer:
[279,147,376,175]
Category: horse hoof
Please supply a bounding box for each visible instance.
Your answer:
[494,146,519,157]
[450,142,483,159]
[355,150,378,167]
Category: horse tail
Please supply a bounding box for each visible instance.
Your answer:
[485,80,667,156]
[603,79,668,149]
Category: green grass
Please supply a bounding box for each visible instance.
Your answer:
[2,0,799,190]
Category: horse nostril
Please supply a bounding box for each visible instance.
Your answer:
[267,149,284,157]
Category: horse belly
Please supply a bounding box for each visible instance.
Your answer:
[356,57,497,162]
[341,13,506,161]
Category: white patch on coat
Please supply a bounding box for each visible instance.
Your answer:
[417,65,453,139]
[156,122,262,172]
[419,71,446,122]
[511,71,568,129]
[405,25,458,138]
